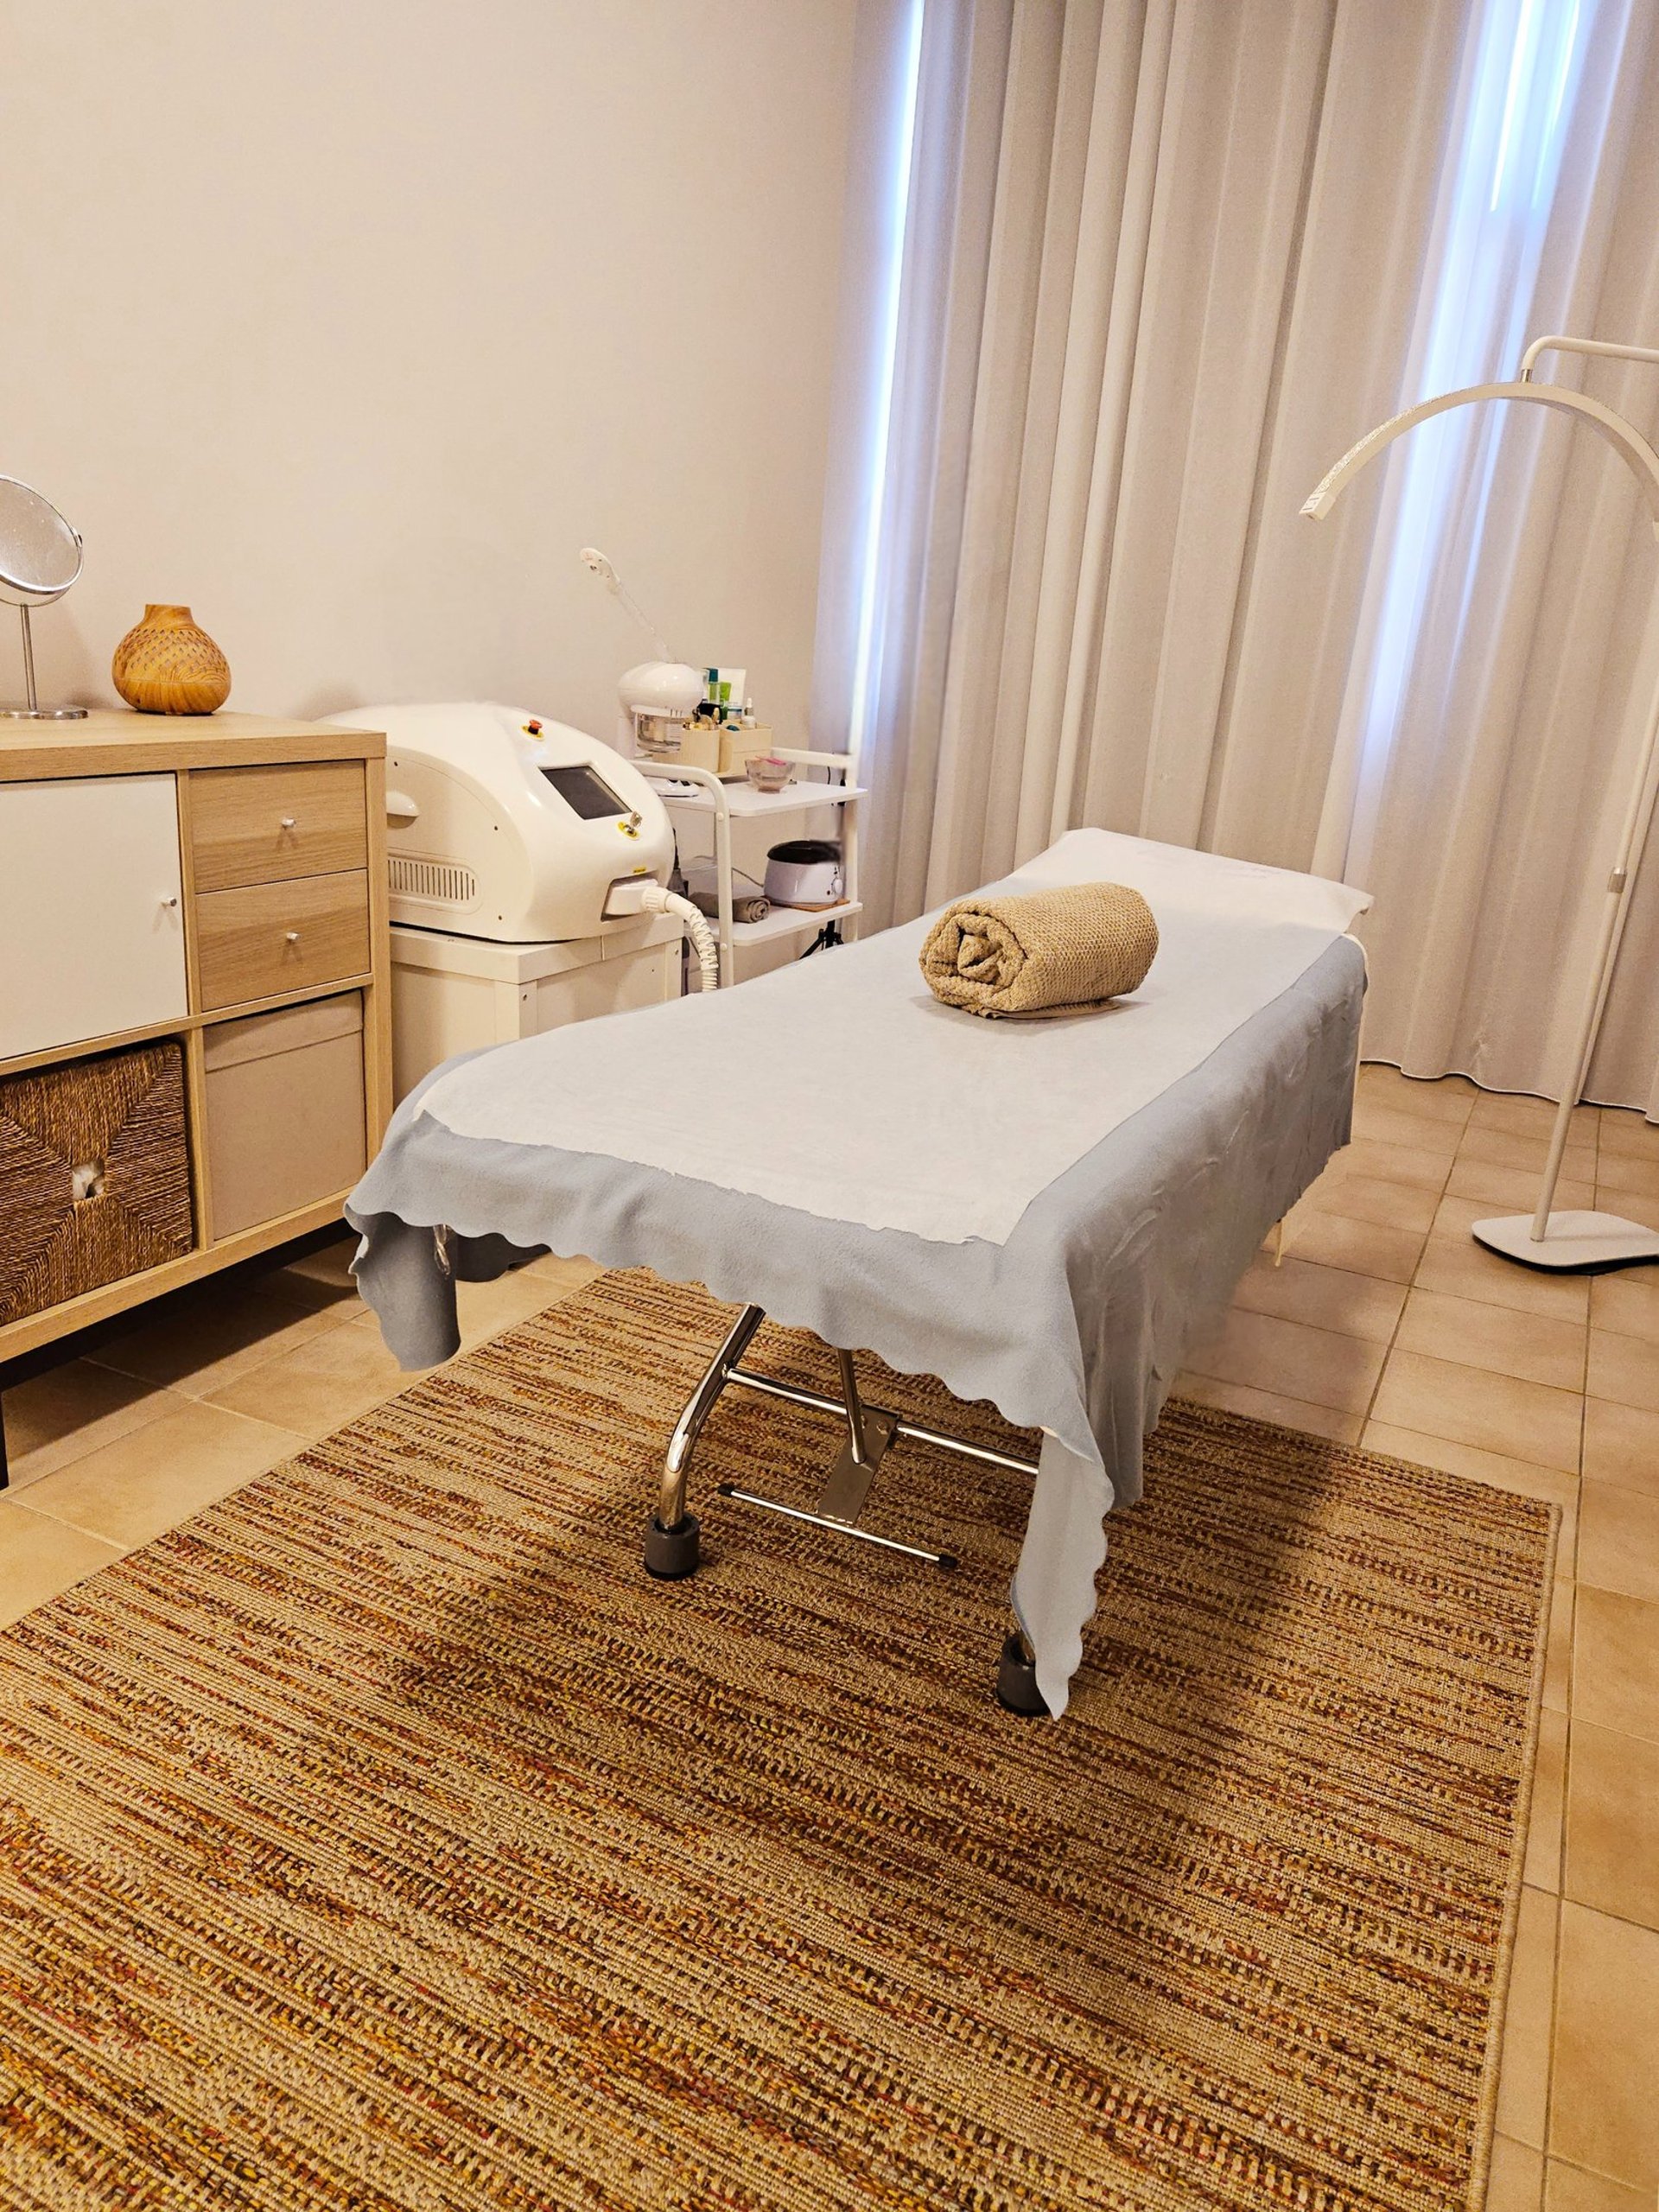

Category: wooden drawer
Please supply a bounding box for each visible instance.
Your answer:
[190,761,366,891]
[195,870,372,1011]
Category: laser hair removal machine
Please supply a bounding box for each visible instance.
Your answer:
[337,701,717,1102]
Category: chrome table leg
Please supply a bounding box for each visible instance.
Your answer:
[651,1310,1055,1710]
[715,1342,956,1569]
[645,1301,766,1579]
[995,1628,1050,1715]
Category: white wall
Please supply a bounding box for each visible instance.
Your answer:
[0,2,856,742]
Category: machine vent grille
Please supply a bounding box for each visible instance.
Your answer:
[390,855,477,906]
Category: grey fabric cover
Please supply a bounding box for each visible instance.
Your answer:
[346,937,1363,1713]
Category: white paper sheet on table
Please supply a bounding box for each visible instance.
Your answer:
[419,829,1370,1248]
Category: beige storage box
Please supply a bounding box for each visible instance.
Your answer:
[717,722,775,778]
[203,995,366,1239]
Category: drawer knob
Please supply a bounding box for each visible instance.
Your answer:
[284,930,301,944]
[279,816,297,830]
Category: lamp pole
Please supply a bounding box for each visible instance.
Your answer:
[1305,334,1659,1271]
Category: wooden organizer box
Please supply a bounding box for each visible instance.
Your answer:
[0,710,392,1411]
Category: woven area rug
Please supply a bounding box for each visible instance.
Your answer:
[0,1270,1554,2212]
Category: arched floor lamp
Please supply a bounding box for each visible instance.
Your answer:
[1304,334,1659,1272]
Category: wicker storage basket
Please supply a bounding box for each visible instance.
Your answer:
[0,1040,194,1327]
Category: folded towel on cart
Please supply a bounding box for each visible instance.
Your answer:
[919,880,1159,1019]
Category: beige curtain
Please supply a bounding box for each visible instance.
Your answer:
[817,0,1659,1109]
[1316,4,1659,1109]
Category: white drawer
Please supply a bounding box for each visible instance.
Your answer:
[0,775,188,1059]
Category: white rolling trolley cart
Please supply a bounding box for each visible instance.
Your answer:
[632,747,868,990]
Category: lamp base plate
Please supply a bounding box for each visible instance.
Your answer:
[0,704,87,719]
[1472,1210,1659,1272]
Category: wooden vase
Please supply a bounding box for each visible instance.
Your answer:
[111,604,231,715]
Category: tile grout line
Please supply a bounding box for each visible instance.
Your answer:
[79,1296,365,1400]
[1538,1105,1599,2182]
[1360,1085,1581,2185]
[1354,1133,1459,1433]
[1,1492,127,1550]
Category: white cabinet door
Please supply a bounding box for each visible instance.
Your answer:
[0,775,188,1059]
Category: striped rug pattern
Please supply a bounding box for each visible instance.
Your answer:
[0,1269,1553,2210]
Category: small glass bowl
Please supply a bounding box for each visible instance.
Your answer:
[746,754,794,794]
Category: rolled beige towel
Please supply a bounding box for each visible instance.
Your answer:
[919,880,1158,1019]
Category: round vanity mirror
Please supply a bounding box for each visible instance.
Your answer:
[0,477,83,606]
[0,474,87,719]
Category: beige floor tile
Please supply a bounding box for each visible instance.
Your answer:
[1497,1884,1559,2148]
[1308,1170,1441,1236]
[1230,1253,1407,1344]
[1274,1190,1318,1239]
[1432,1192,1508,1242]
[1594,1186,1659,1235]
[0,1502,124,1628]
[1290,1163,1344,1217]
[1447,1159,1598,1213]
[1394,1288,1586,1393]
[1360,1421,1578,1517]
[1467,1091,1599,1140]
[1590,1255,1659,1286]
[14,1401,306,1551]
[1550,1902,1659,2186]
[521,1253,606,1296]
[1370,1351,1583,1474]
[1544,2158,1654,2209]
[1459,1122,1599,1180]
[453,1270,573,1350]
[1280,1207,1426,1284]
[1589,1274,1659,1348]
[1593,1150,1659,1203]
[1171,1372,1363,1445]
[1183,1306,1386,1415]
[1524,1705,1567,1892]
[1579,1483,1659,1606]
[1488,2136,1545,2212]
[88,1288,359,1399]
[1581,1399,1659,1499]
[1,1361,178,1488]
[1413,1232,1591,1325]
[206,1315,411,1438]
[1357,1064,1476,1120]
[1573,1587,1659,1744]
[1594,1109,1659,1163]
[1543,1579,1573,1716]
[1565,1721,1659,1931]
[1329,1135,1454,1192]
[257,1232,360,1308]
[1349,1101,1462,1156]
[1586,1328,1659,1416]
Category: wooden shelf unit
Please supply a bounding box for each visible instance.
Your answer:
[0,709,392,1390]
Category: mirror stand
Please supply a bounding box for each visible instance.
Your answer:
[1,603,86,721]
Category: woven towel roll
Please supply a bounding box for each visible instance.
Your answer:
[918,880,1158,1018]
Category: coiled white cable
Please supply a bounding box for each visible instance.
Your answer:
[639,880,721,991]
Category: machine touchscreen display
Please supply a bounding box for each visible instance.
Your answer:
[542,764,626,819]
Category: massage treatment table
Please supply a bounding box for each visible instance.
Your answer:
[346,829,1370,1715]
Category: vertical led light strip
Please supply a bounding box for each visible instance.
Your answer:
[1351,0,1591,819]
[845,0,925,769]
